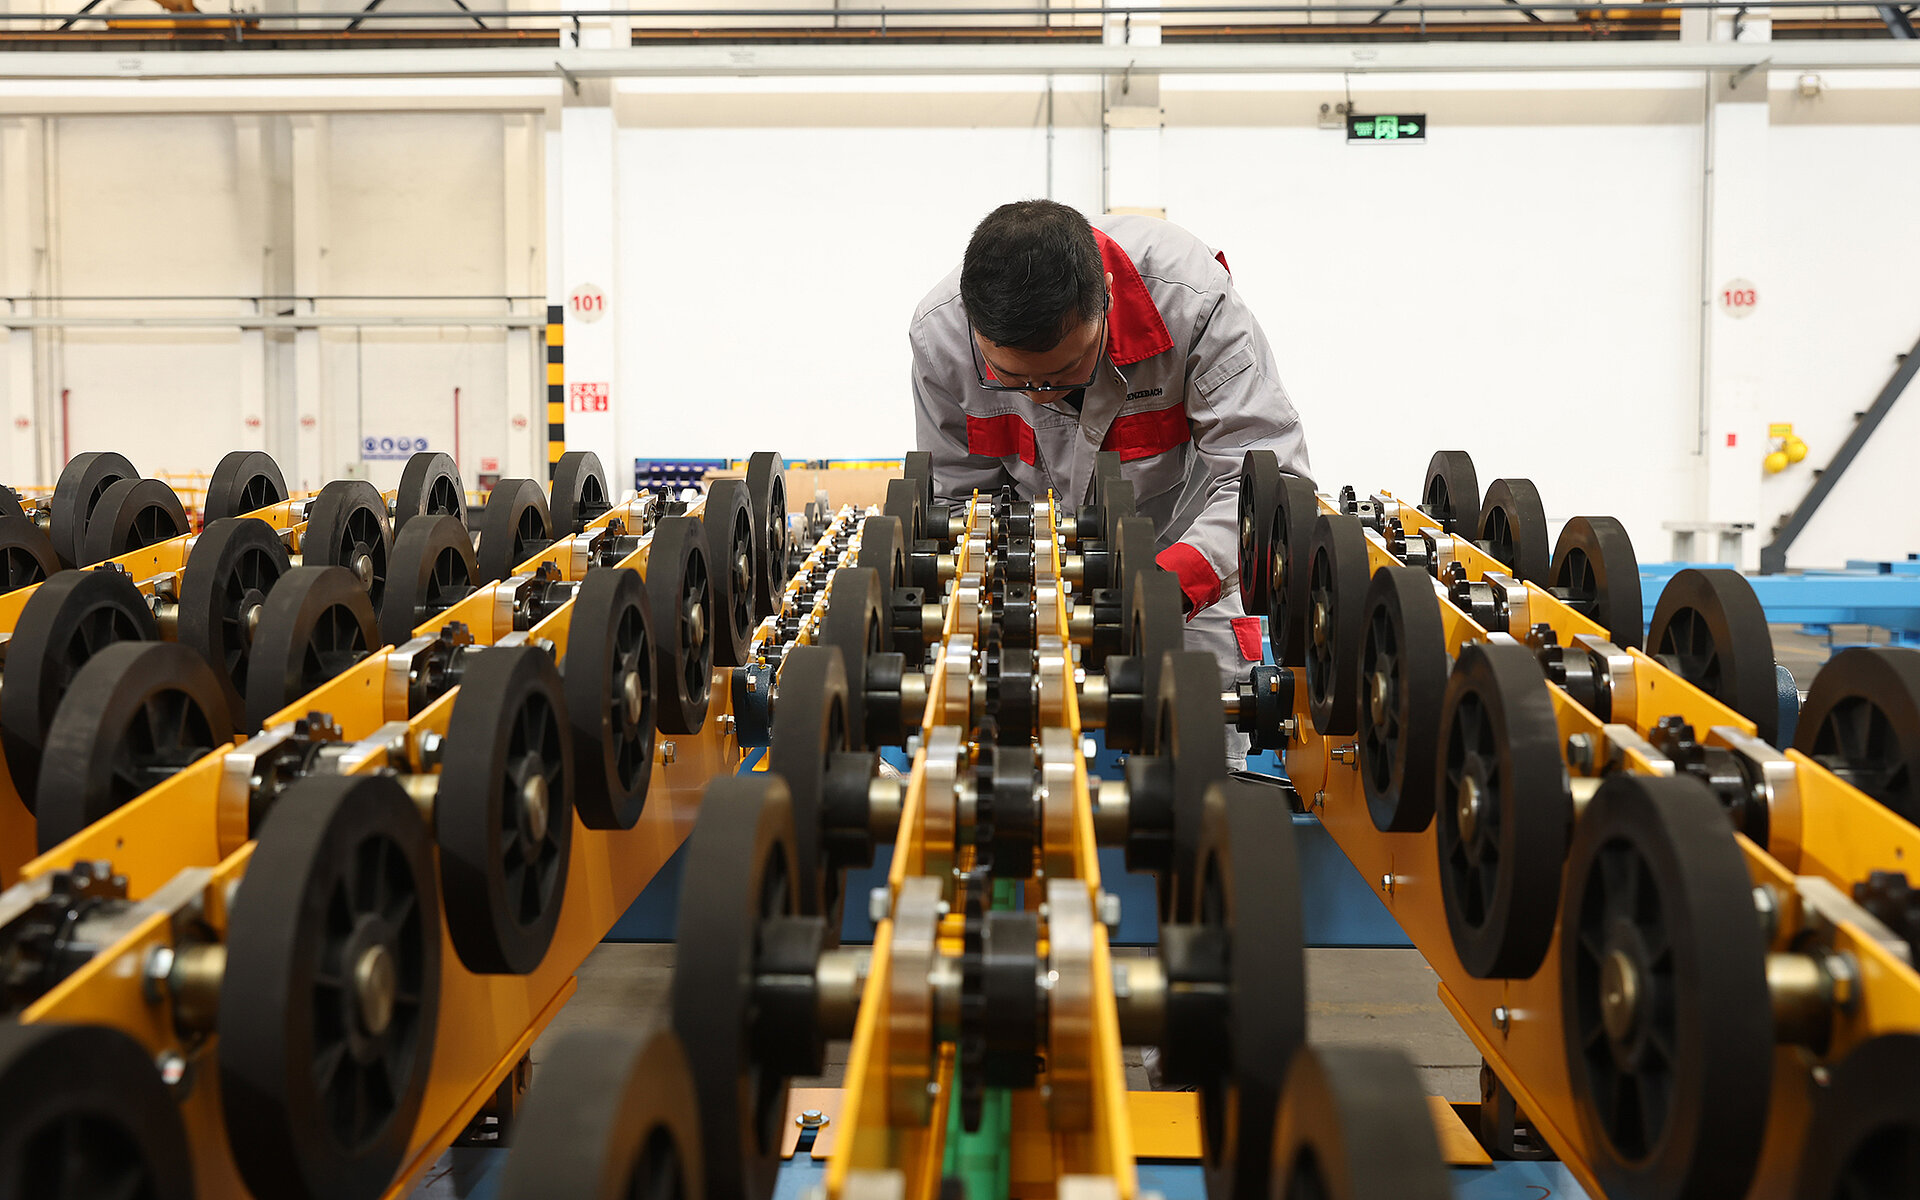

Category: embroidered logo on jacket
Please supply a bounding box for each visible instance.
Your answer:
[1125,387,1165,402]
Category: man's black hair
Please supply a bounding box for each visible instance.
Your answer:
[960,199,1107,353]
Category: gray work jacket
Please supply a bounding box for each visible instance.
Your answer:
[909,213,1311,615]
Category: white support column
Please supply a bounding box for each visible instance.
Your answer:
[289,113,330,491]
[1685,6,1773,568]
[556,3,625,494]
[503,112,540,482]
[233,115,271,458]
[1101,0,1164,218]
[0,118,48,488]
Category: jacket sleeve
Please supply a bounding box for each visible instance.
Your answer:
[1156,265,1312,617]
[911,316,1015,504]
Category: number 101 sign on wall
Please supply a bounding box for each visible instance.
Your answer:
[569,284,607,323]
[1719,279,1758,319]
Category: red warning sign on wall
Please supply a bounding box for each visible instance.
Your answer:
[569,382,610,413]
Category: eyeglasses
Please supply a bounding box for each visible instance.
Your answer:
[970,316,1108,395]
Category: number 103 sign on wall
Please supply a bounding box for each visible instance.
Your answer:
[1719,279,1758,319]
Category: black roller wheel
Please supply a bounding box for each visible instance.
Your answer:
[1435,642,1569,979]
[179,516,293,719]
[220,773,440,1200]
[79,477,188,565]
[1476,478,1550,583]
[551,450,612,537]
[745,452,789,618]
[767,643,853,927]
[1092,451,1129,524]
[1796,1033,1920,1199]
[0,517,59,595]
[902,449,935,508]
[1237,450,1284,615]
[646,516,713,735]
[1550,516,1643,650]
[1421,450,1480,537]
[1358,564,1450,833]
[303,479,393,612]
[670,774,800,1200]
[35,640,233,851]
[1795,647,1920,824]
[49,450,137,568]
[564,568,656,831]
[498,1028,705,1200]
[1177,779,1307,1200]
[882,477,924,547]
[1130,569,1186,712]
[1266,472,1320,669]
[393,451,466,531]
[702,479,756,669]
[0,569,158,807]
[819,568,886,746]
[380,514,478,647]
[1113,515,1161,630]
[475,478,554,584]
[1150,650,1229,924]
[1649,568,1778,744]
[437,646,574,975]
[0,1020,194,1200]
[1559,772,1772,1200]
[1272,1046,1451,1200]
[204,450,289,522]
[1306,513,1370,737]
[0,486,23,523]
[857,514,908,589]
[244,566,378,732]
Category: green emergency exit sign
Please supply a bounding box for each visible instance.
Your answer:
[1347,113,1427,142]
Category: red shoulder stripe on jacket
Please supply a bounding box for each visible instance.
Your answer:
[1100,404,1190,462]
[965,412,1037,466]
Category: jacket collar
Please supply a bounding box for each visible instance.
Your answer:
[1093,226,1174,367]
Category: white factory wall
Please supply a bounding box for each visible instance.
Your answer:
[595,71,1920,569]
[4,73,1917,567]
[0,110,540,494]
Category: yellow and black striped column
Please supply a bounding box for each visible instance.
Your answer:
[546,303,565,480]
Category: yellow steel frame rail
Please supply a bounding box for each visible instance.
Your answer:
[827,493,1138,1200]
[9,489,774,1199]
[1286,489,1920,1198]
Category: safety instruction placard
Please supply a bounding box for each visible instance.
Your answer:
[363,435,431,461]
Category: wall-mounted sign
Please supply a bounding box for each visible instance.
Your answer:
[362,435,430,461]
[1348,113,1426,142]
[1719,279,1758,319]
[569,284,607,324]
[569,382,610,413]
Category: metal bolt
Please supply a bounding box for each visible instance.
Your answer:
[660,741,677,765]
[719,713,737,734]
[1098,891,1122,932]
[869,887,891,924]
[1380,873,1395,897]
[1565,732,1595,772]
[1312,790,1326,811]
[1331,743,1358,767]
[155,1050,193,1097]
[1493,1006,1512,1036]
[418,731,446,767]
[142,945,177,1005]
[1753,884,1780,943]
[795,1109,830,1129]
